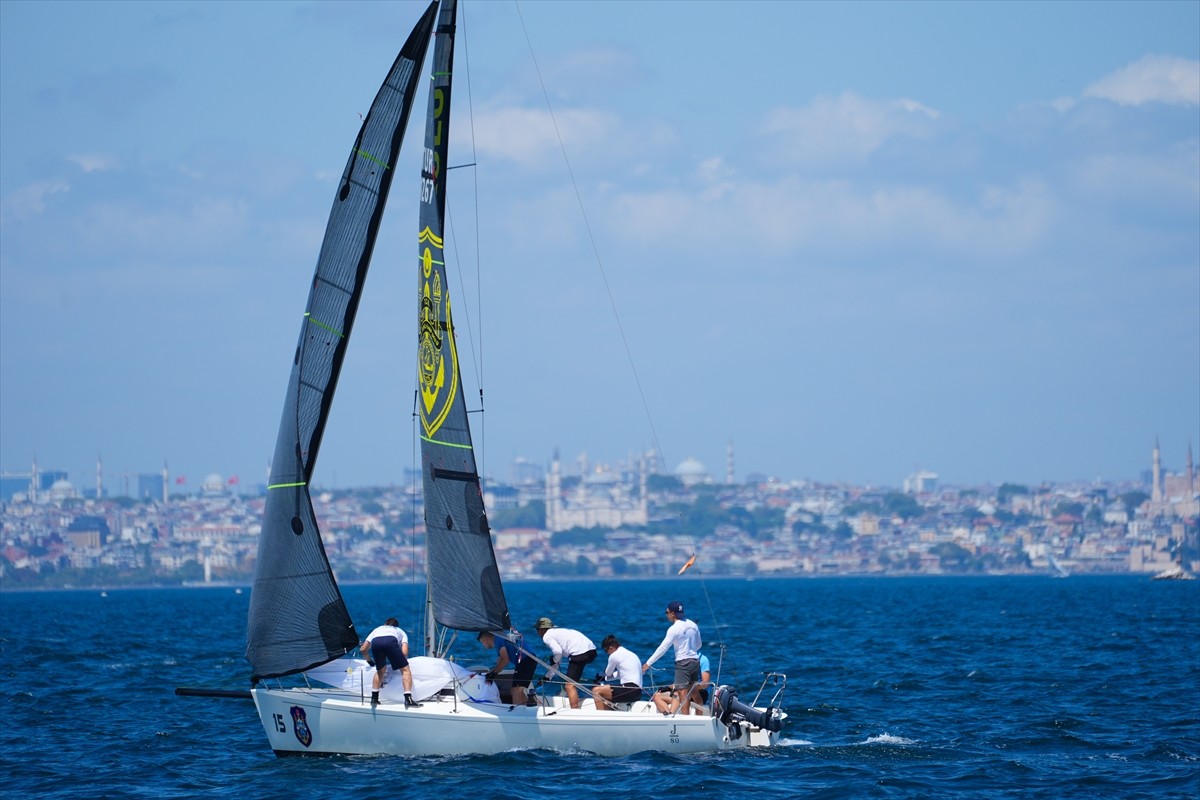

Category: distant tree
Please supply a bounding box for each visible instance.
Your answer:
[611,556,629,576]
[791,515,827,535]
[647,474,683,493]
[575,555,596,576]
[177,560,205,583]
[882,492,923,520]
[931,541,974,571]
[490,500,545,530]
[722,506,757,537]
[550,527,607,548]
[1052,501,1085,518]
[997,483,1030,504]
[1119,491,1149,514]
[843,501,881,516]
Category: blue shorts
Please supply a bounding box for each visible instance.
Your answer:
[370,636,408,670]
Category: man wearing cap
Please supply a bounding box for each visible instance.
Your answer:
[642,600,701,715]
[534,617,596,709]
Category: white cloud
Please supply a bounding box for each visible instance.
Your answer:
[470,103,673,170]
[608,173,1055,264]
[1084,55,1200,106]
[68,153,118,173]
[0,180,70,221]
[762,92,941,166]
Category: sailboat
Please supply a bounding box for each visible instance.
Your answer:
[245,0,786,757]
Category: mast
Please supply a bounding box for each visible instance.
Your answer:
[245,2,439,682]
[417,0,511,642]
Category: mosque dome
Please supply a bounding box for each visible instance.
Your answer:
[47,479,78,500]
[675,457,710,486]
[201,473,225,494]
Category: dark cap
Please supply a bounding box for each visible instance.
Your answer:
[666,601,684,615]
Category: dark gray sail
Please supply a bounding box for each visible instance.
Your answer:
[417,0,511,633]
[246,1,438,682]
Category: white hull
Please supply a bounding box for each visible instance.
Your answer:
[253,687,780,756]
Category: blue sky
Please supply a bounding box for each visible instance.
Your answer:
[1,0,1197,492]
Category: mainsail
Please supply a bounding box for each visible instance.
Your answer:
[417,0,511,633]
[246,2,438,682]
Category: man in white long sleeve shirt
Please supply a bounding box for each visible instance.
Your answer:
[535,617,597,709]
[593,634,643,711]
[641,600,701,715]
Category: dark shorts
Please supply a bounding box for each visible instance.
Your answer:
[672,658,699,689]
[610,683,641,704]
[370,636,408,670]
[566,649,597,682]
[512,653,537,688]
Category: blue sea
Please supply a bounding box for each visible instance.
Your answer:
[2,576,1197,798]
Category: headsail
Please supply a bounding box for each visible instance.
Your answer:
[246,2,439,682]
[417,0,511,633]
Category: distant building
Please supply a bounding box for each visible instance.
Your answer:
[545,451,648,532]
[904,471,939,494]
[675,457,711,487]
[138,473,166,502]
[0,469,68,502]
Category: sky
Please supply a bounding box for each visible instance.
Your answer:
[1,0,1197,493]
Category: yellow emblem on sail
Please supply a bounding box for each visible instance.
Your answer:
[417,226,458,437]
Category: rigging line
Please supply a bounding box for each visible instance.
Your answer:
[460,0,486,487]
[410,389,426,649]
[514,0,665,470]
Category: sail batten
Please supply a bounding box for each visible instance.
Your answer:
[245,1,439,683]
[417,0,511,634]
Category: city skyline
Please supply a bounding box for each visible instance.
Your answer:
[2,1,1197,492]
[2,435,1195,501]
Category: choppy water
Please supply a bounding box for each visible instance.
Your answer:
[2,576,1197,798]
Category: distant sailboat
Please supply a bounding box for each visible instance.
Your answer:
[1151,563,1195,581]
[243,0,786,757]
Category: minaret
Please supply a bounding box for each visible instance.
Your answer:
[30,456,38,503]
[726,438,735,485]
[546,449,561,533]
[161,462,169,504]
[1188,442,1195,494]
[96,453,103,499]
[1152,438,1162,503]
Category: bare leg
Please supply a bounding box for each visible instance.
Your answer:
[566,683,581,709]
[401,666,413,693]
[593,686,613,710]
[511,686,528,705]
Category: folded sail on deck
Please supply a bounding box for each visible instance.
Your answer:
[246,2,439,682]
[417,0,511,633]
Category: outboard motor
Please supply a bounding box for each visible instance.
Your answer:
[711,685,783,734]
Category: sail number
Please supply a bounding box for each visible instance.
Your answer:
[273,712,287,733]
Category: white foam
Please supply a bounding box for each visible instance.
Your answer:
[862,732,917,746]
